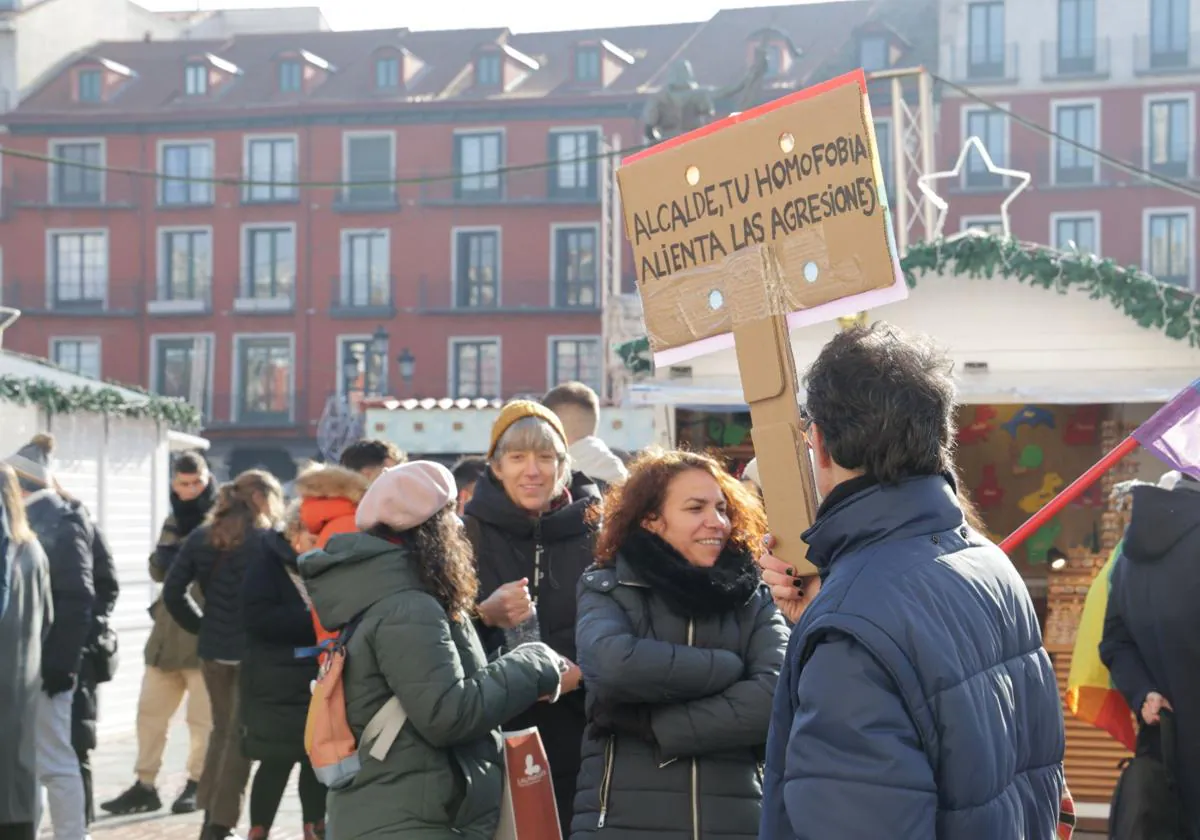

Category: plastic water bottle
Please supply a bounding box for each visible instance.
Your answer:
[504,604,541,649]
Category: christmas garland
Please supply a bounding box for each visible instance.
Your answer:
[615,233,1200,375]
[0,375,201,430]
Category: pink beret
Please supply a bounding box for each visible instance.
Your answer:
[355,460,456,532]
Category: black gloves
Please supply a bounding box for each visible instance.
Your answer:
[43,669,76,697]
[589,700,655,744]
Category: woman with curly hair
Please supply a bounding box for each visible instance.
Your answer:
[299,461,578,839]
[571,449,788,840]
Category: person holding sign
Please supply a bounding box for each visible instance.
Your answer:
[757,324,1065,840]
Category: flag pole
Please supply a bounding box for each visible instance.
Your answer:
[1000,435,1140,554]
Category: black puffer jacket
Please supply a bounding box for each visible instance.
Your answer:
[463,469,600,836]
[163,523,271,662]
[25,490,94,678]
[240,530,318,762]
[571,544,787,840]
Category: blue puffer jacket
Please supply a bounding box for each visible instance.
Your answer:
[759,475,1065,840]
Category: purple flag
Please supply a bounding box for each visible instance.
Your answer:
[1132,378,1200,480]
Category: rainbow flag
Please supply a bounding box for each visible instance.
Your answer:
[1064,540,1136,751]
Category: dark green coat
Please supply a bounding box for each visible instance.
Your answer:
[300,532,563,840]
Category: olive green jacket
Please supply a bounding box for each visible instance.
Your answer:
[143,514,202,672]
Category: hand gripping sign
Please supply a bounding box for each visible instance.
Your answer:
[617,69,909,574]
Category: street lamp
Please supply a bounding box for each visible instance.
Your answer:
[397,348,415,396]
[366,325,390,397]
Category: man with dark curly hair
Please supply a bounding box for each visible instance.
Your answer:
[758,323,1065,840]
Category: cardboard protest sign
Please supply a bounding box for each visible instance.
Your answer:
[617,69,907,573]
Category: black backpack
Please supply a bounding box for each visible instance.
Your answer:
[1109,709,1188,839]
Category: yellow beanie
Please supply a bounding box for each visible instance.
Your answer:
[488,400,569,459]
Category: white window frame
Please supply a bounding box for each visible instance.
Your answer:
[1142,205,1197,290]
[1049,97,1101,186]
[547,126,601,196]
[242,133,300,202]
[156,137,216,206]
[549,222,601,307]
[450,225,503,309]
[959,104,1011,189]
[447,336,502,400]
[231,332,296,424]
[546,334,603,392]
[44,227,109,309]
[1048,211,1102,255]
[339,228,392,307]
[237,221,297,312]
[1143,91,1196,179]
[49,336,102,379]
[453,127,506,196]
[149,332,215,419]
[152,224,213,315]
[184,63,208,96]
[341,130,396,204]
[959,215,1005,234]
[48,137,107,205]
[872,116,894,194]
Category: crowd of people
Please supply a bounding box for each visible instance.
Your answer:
[0,323,1106,840]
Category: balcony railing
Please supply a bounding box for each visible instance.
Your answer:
[1040,38,1111,80]
[415,275,602,314]
[417,162,602,207]
[1135,33,1200,75]
[240,168,301,205]
[6,170,141,211]
[147,288,213,316]
[329,275,397,318]
[206,390,307,430]
[331,184,401,213]
[3,279,144,316]
[944,41,1019,84]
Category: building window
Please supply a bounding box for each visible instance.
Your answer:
[52,338,101,379]
[1147,211,1192,288]
[859,36,888,71]
[51,141,103,205]
[1057,0,1096,74]
[244,226,295,300]
[554,226,598,308]
[159,229,211,303]
[551,338,602,392]
[964,109,1007,188]
[963,217,1005,235]
[237,337,293,423]
[1148,98,1191,177]
[967,1,1005,79]
[245,137,297,202]
[1053,103,1097,184]
[344,133,394,205]
[1150,0,1189,69]
[455,132,503,199]
[153,336,211,417]
[550,130,598,199]
[451,340,500,398]
[185,63,208,96]
[50,231,106,306]
[1053,215,1098,254]
[160,142,213,206]
[873,119,893,197]
[762,44,784,78]
[575,47,601,83]
[279,60,303,92]
[375,56,400,89]
[77,69,102,102]
[342,231,390,307]
[455,230,499,308]
[476,53,501,86]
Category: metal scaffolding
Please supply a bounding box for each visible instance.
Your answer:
[869,66,938,253]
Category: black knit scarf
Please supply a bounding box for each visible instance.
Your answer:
[171,478,218,538]
[619,528,761,619]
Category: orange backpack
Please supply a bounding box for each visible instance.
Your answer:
[304,613,409,790]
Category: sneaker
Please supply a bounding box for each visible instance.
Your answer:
[99,781,162,815]
[172,779,200,814]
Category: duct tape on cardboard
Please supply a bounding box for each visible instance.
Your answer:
[617,73,896,357]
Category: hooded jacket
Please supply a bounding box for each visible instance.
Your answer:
[25,488,94,680]
[568,437,628,492]
[299,531,562,839]
[1099,477,1200,834]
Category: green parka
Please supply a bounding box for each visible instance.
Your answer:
[300,531,563,840]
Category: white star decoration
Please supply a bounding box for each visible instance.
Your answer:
[916,135,1032,241]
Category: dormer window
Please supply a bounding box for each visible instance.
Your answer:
[763,44,784,78]
[78,69,102,102]
[476,53,501,87]
[575,46,601,83]
[185,62,207,96]
[279,60,302,92]
[375,56,400,89]
[859,35,889,72]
